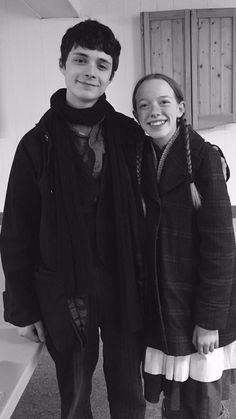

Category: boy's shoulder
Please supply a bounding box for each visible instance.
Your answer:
[112,110,138,129]
[20,109,53,146]
[111,110,143,143]
[15,109,54,168]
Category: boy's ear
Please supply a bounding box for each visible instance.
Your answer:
[59,58,65,74]
[177,101,185,118]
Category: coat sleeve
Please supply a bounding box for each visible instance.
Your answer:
[211,144,230,181]
[194,143,235,331]
[0,135,42,326]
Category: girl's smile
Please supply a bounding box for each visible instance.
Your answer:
[134,78,185,148]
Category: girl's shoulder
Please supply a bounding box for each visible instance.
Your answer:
[187,127,222,170]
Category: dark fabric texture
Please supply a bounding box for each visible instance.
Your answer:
[144,369,235,419]
[141,127,236,356]
[46,263,146,419]
[50,88,106,126]
[0,90,144,352]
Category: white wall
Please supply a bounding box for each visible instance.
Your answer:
[0,0,236,209]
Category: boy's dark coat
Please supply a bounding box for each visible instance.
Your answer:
[142,128,236,356]
[0,107,144,352]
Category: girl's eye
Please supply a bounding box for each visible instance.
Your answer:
[139,103,148,109]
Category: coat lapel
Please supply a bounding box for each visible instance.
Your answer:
[158,134,188,196]
[142,128,206,201]
[156,128,206,196]
[142,139,160,203]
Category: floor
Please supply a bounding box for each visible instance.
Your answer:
[11,343,236,418]
[11,343,162,419]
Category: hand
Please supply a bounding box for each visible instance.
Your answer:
[17,320,46,343]
[192,325,219,355]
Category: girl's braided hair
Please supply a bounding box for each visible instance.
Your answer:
[133,73,201,209]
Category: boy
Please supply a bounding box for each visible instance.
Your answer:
[0,20,146,418]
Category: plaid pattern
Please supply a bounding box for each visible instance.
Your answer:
[141,128,236,356]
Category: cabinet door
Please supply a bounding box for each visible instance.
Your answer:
[191,8,236,129]
[141,8,236,129]
[141,10,192,124]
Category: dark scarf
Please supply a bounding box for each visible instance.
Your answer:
[50,88,106,125]
[47,89,143,348]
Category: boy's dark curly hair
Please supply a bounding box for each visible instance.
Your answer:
[60,19,121,80]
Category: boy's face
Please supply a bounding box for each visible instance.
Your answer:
[60,46,113,108]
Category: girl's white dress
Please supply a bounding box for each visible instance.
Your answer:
[144,341,236,383]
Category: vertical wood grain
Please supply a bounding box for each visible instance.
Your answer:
[191,9,198,128]
[210,17,221,114]
[161,20,173,74]
[172,18,184,90]
[221,18,232,114]
[150,20,162,73]
[198,18,210,115]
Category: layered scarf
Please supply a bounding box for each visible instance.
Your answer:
[47,89,143,347]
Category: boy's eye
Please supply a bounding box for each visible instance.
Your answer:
[160,99,171,105]
[74,58,85,64]
[97,61,111,71]
[98,64,108,70]
[73,56,87,64]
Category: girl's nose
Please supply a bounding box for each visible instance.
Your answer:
[151,103,161,116]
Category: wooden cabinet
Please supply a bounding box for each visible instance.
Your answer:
[141,8,236,129]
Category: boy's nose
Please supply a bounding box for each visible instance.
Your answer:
[84,63,96,79]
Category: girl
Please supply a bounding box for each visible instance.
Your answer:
[132,73,236,419]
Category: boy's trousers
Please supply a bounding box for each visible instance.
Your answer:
[46,265,146,419]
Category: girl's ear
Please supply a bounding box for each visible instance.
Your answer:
[177,101,185,118]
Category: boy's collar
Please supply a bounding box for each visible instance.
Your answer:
[50,88,107,126]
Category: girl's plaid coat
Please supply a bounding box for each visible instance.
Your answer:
[141,127,236,356]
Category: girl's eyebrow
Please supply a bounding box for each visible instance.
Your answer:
[137,95,172,102]
[136,99,148,105]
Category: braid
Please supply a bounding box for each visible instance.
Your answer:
[181,117,202,209]
[136,137,143,186]
[136,138,146,216]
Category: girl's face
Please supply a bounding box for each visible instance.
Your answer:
[134,78,185,148]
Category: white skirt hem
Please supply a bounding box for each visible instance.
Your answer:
[144,341,236,383]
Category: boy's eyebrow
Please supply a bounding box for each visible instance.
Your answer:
[71,52,112,66]
[71,52,88,58]
[98,58,112,66]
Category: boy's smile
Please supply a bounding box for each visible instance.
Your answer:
[60,46,113,109]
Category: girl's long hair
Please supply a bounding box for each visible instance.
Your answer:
[133,73,201,209]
